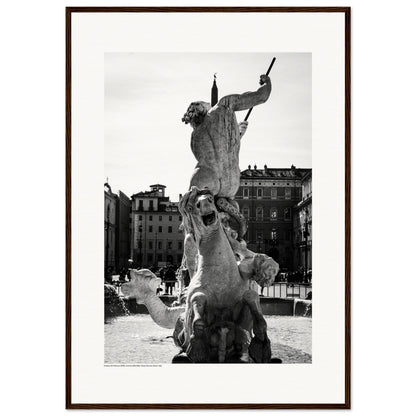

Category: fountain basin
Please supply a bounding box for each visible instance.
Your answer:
[124,296,312,317]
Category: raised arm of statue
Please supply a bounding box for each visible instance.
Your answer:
[218,75,272,112]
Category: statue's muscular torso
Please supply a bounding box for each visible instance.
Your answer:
[190,103,241,198]
[187,75,272,199]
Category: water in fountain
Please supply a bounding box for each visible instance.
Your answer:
[105,284,129,320]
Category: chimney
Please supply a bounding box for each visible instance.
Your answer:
[254,164,257,170]
[179,193,183,201]
[264,164,268,174]
[211,73,218,107]
[248,164,251,170]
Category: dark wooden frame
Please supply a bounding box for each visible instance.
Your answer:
[66,6,351,409]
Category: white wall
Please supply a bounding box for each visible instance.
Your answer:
[1,0,416,415]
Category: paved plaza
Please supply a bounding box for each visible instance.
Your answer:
[105,314,311,365]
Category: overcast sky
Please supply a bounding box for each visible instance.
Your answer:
[105,53,311,201]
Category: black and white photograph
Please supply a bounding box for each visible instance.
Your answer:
[6,0,416,414]
[104,52,312,365]
[66,7,350,408]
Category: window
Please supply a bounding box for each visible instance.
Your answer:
[242,207,250,220]
[147,254,153,263]
[149,200,154,211]
[243,188,249,198]
[270,207,277,220]
[284,208,291,220]
[168,226,172,233]
[257,188,263,198]
[256,206,263,221]
[159,215,162,221]
[285,231,291,241]
[158,226,162,233]
[158,241,162,250]
[277,187,284,200]
[285,188,291,200]
[168,241,172,249]
[149,215,153,221]
[271,229,278,241]
[271,188,277,199]
[157,253,162,262]
[169,215,172,221]
[149,225,153,232]
[148,241,153,249]
[139,215,142,221]
[179,215,182,221]
[177,254,183,264]
[138,200,143,210]
[178,241,183,250]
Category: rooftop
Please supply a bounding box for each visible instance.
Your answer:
[131,190,161,198]
[240,165,311,180]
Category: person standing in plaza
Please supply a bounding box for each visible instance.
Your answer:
[165,266,176,295]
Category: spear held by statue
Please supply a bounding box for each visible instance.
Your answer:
[244,57,276,122]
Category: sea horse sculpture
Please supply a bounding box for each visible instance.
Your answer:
[123,187,279,363]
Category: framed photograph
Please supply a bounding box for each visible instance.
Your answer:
[66,7,350,409]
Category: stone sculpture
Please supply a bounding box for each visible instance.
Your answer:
[182,74,271,203]
[122,269,185,328]
[174,187,278,362]
[122,187,278,362]
[123,70,280,363]
[181,74,272,277]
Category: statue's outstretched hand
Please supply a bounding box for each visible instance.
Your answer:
[259,74,271,85]
[239,121,248,138]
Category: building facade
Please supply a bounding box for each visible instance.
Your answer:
[293,171,312,271]
[115,190,131,272]
[104,182,117,277]
[235,165,312,272]
[131,184,184,269]
[104,183,132,278]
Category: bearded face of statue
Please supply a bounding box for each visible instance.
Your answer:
[181,101,211,128]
